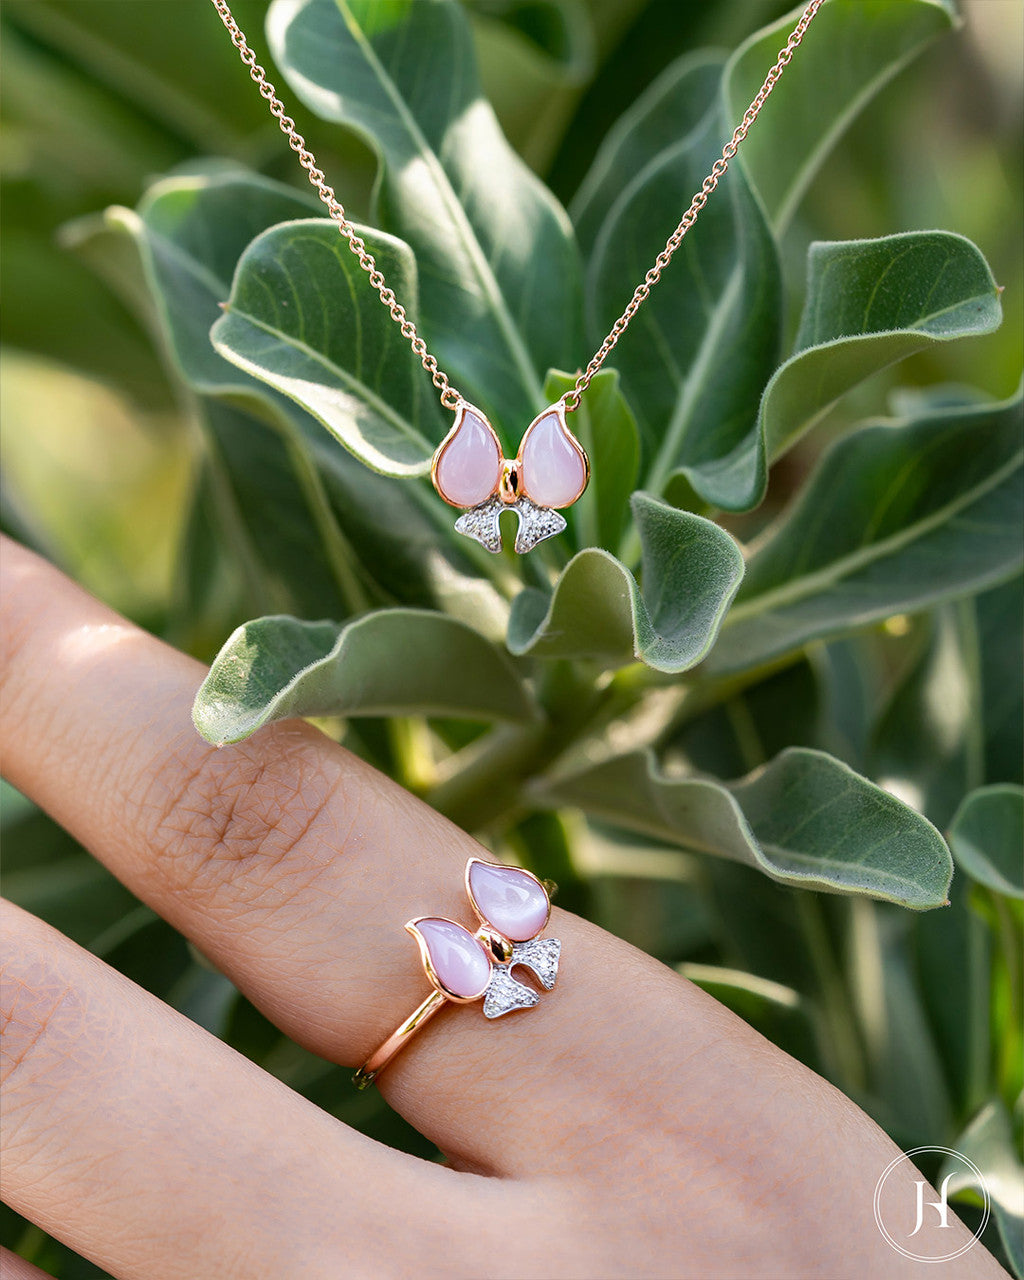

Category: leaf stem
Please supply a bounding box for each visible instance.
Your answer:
[796,892,867,1094]
[280,430,372,615]
[427,661,614,830]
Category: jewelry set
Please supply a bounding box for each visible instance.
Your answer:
[210,0,823,1082]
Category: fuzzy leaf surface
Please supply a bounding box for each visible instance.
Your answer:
[948,786,1024,900]
[536,747,952,907]
[762,232,1002,462]
[194,611,536,745]
[712,390,1024,673]
[507,493,743,672]
[268,0,581,432]
[211,218,439,475]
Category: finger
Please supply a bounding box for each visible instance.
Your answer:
[0,540,709,1175]
[0,901,512,1280]
[0,1248,54,1280]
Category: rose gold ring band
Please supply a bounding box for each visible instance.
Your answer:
[353,990,447,1090]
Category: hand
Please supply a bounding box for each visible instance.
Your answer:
[0,540,1006,1280]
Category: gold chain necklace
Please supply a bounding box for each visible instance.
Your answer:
[211,0,822,553]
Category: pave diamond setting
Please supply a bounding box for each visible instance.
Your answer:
[455,495,567,555]
[481,938,561,1018]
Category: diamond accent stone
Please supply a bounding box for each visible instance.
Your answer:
[512,497,566,554]
[481,937,561,1018]
[455,497,503,553]
[510,936,561,989]
[483,965,539,1018]
[454,496,566,555]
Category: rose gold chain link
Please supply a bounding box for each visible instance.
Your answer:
[209,0,463,409]
[210,0,821,416]
[561,0,821,410]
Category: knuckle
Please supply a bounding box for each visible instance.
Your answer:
[137,725,344,901]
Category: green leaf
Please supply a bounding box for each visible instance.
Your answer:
[943,1102,1024,1279]
[211,218,438,475]
[711,388,1024,674]
[135,168,320,391]
[507,493,743,672]
[575,0,961,511]
[949,786,1024,900]
[194,611,536,745]
[268,0,581,431]
[543,368,639,553]
[123,170,494,618]
[846,898,953,1145]
[724,0,957,233]
[871,605,978,829]
[582,87,781,508]
[571,51,724,254]
[762,232,1002,463]
[535,746,952,907]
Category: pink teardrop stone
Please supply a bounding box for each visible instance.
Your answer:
[468,862,549,942]
[519,411,587,509]
[434,409,502,507]
[413,918,491,998]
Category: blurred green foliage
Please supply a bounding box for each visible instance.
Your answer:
[1,1,1021,1276]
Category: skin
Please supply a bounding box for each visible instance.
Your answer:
[0,538,1008,1280]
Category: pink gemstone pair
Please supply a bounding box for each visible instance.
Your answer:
[354,859,562,1088]
[431,401,589,553]
[409,859,554,1000]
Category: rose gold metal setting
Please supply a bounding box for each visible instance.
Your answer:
[212,0,821,423]
[353,989,446,1090]
[514,402,590,507]
[353,858,559,1090]
[499,460,520,505]
[429,400,503,508]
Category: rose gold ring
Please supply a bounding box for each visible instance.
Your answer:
[353,858,561,1089]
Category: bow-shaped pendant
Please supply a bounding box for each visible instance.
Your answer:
[431,402,589,554]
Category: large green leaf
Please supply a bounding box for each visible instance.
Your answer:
[583,90,781,508]
[211,219,437,475]
[268,0,581,432]
[117,170,496,618]
[711,389,1024,673]
[135,169,320,391]
[724,0,956,233]
[534,745,952,907]
[507,492,743,672]
[949,786,1024,900]
[571,51,724,254]
[761,232,1002,463]
[575,0,962,511]
[194,610,536,745]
